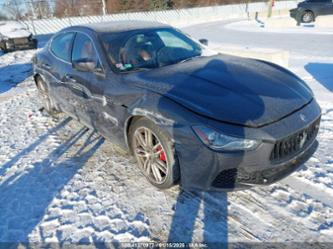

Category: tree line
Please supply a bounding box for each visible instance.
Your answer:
[0,0,267,20]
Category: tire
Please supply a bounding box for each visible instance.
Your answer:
[5,40,14,52]
[302,11,314,23]
[0,41,7,53]
[35,76,60,116]
[129,117,180,189]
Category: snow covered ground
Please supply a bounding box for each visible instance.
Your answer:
[0,20,333,247]
[224,18,333,35]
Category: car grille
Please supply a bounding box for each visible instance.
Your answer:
[211,169,238,188]
[270,118,320,164]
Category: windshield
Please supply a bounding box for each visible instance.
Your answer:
[101,28,210,73]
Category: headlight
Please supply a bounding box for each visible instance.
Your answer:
[192,126,260,151]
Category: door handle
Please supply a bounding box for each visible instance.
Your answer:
[64,74,77,83]
[82,90,91,99]
[70,81,92,99]
[42,63,51,69]
[81,87,93,99]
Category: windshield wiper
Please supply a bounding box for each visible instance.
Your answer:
[121,67,151,73]
[178,55,202,64]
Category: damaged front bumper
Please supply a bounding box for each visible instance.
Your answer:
[175,99,321,191]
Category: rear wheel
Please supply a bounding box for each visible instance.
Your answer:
[36,76,60,116]
[302,11,314,23]
[129,118,179,189]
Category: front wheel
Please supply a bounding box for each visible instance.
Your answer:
[302,11,314,23]
[129,118,180,189]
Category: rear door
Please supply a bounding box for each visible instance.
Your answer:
[47,32,76,116]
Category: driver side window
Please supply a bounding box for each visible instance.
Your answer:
[72,33,101,69]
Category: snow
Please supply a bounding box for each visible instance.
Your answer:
[0,21,32,39]
[224,18,333,35]
[0,19,333,245]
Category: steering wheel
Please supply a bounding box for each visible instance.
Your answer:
[156,46,174,67]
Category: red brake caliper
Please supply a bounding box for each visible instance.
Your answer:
[156,145,166,162]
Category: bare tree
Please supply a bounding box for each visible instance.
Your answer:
[267,0,274,18]
[0,12,10,20]
[101,0,107,15]
[53,0,266,18]
[3,0,23,20]
[27,0,52,19]
[54,0,75,17]
[54,0,103,17]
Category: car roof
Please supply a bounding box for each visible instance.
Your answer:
[71,20,171,33]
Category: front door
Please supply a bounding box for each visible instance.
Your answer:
[325,0,333,15]
[67,31,126,143]
[313,0,333,15]
[65,32,105,128]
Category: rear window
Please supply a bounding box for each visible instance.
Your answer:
[50,32,75,62]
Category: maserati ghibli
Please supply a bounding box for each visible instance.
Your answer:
[32,21,321,190]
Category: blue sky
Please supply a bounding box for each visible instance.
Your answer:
[0,0,29,16]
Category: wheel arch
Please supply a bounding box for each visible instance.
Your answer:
[124,115,146,151]
[34,73,51,92]
[33,73,41,87]
[125,114,181,186]
[123,94,181,150]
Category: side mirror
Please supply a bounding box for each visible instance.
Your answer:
[199,38,208,46]
[72,58,97,72]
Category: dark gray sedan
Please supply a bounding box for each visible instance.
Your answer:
[290,0,333,23]
[32,21,321,191]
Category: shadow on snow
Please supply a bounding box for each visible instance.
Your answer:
[0,117,104,243]
[165,58,266,247]
[0,63,33,94]
[305,63,333,92]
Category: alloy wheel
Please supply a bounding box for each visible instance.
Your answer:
[302,12,314,23]
[133,127,169,184]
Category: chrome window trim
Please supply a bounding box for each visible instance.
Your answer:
[48,29,105,73]
[49,31,75,65]
[72,30,106,73]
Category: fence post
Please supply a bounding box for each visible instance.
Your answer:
[101,0,107,16]
[267,0,274,18]
[30,18,37,35]
[68,16,72,26]
[246,2,250,20]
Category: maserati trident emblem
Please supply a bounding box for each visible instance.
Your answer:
[299,131,308,149]
[300,114,306,122]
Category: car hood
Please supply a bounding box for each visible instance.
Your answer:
[129,54,313,127]
[0,21,31,39]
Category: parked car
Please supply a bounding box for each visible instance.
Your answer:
[0,21,37,53]
[290,0,333,24]
[32,21,321,191]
